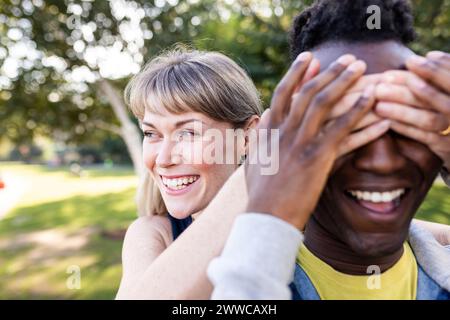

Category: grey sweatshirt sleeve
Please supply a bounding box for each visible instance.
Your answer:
[207,213,304,300]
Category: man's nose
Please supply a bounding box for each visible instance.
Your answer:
[353,134,407,175]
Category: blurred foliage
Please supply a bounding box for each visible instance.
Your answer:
[0,0,449,145]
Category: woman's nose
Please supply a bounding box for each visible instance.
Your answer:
[155,140,181,168]
[353,134,407,175]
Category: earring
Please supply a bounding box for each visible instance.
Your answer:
[239,154,247,165]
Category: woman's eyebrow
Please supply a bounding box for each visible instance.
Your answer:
[141,121,156,128]
[141,119,207,128]
[174,119,207,127]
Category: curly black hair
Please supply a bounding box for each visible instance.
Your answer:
[289,0,417,60]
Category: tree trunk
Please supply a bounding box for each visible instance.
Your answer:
[98,78,144,178]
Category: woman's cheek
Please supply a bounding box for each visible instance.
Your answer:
[142,143,157,170]
[180,139,207,165]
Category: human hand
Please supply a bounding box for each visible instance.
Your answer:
[245,53,378,229]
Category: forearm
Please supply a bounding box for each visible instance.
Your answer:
[208,213,304,300]
[119,166,247,299]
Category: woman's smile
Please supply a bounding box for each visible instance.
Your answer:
[159,174,201,196]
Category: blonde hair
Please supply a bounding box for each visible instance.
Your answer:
[125,47,262,216]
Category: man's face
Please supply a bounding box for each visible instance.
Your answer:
[311,41,443,257]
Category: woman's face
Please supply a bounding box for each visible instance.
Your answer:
[142,109,246,219]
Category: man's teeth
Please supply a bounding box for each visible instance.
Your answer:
[348,189,405,203]
[162,176,198,190]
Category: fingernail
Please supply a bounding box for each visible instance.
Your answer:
[337,54,356,65]
[296,51,312,62]
[375,102,389,113]
[409,55,427,66]
[382,72,397,83]
[427,51,445,60]
[378,120,391,129]
[347,60,366,72]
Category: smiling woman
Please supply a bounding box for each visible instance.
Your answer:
[124,48,261,219]
[115,47,262,299]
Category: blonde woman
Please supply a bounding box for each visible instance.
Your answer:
[116,49,261,299]
[116,48,450,299]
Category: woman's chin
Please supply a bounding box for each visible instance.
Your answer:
[168,211,193,220]
[167,204,203,220]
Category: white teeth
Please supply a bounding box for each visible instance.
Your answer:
[349,189,405,203]
[161,176,198,189]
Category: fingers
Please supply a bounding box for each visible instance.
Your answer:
[346,73,383,94]
[322,85,376,144]
[405,75,450,116]
[351,112,383,132]
[380,70,415,86]
[337,120,391,157]
[390,120,442,146]
[375,83,424,108]
[324,112,381,134]
[270,52,313,126]
[427,51,450,69]
[406,55,450,93]
[379,68,450,116]
[293,58,321,93]
[284,54,357,133]
[328,80,421,120]
[290,57,365,140]
[328,93,360,118]
[375,102,449,132]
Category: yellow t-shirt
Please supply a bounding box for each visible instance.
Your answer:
[297,242,418,300]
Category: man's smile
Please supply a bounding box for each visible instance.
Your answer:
[346,188,407,213]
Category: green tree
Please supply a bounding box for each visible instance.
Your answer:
[1,0,448,175]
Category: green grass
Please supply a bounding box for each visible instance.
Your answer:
[0,162,448,299]
[416,182,450,225]
[0,162,138,299]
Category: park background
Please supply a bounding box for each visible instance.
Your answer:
[0,0,449,299]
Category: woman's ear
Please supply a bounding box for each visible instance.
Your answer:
[243,115,260,150]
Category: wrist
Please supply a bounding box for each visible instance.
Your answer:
[246,202,307,230]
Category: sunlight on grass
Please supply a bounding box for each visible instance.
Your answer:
[0,162,137,206]
[0,162,137,299]
[416,183,450,225]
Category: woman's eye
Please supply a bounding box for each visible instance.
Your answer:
[143,131,159,139]
[178,130,197,140]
